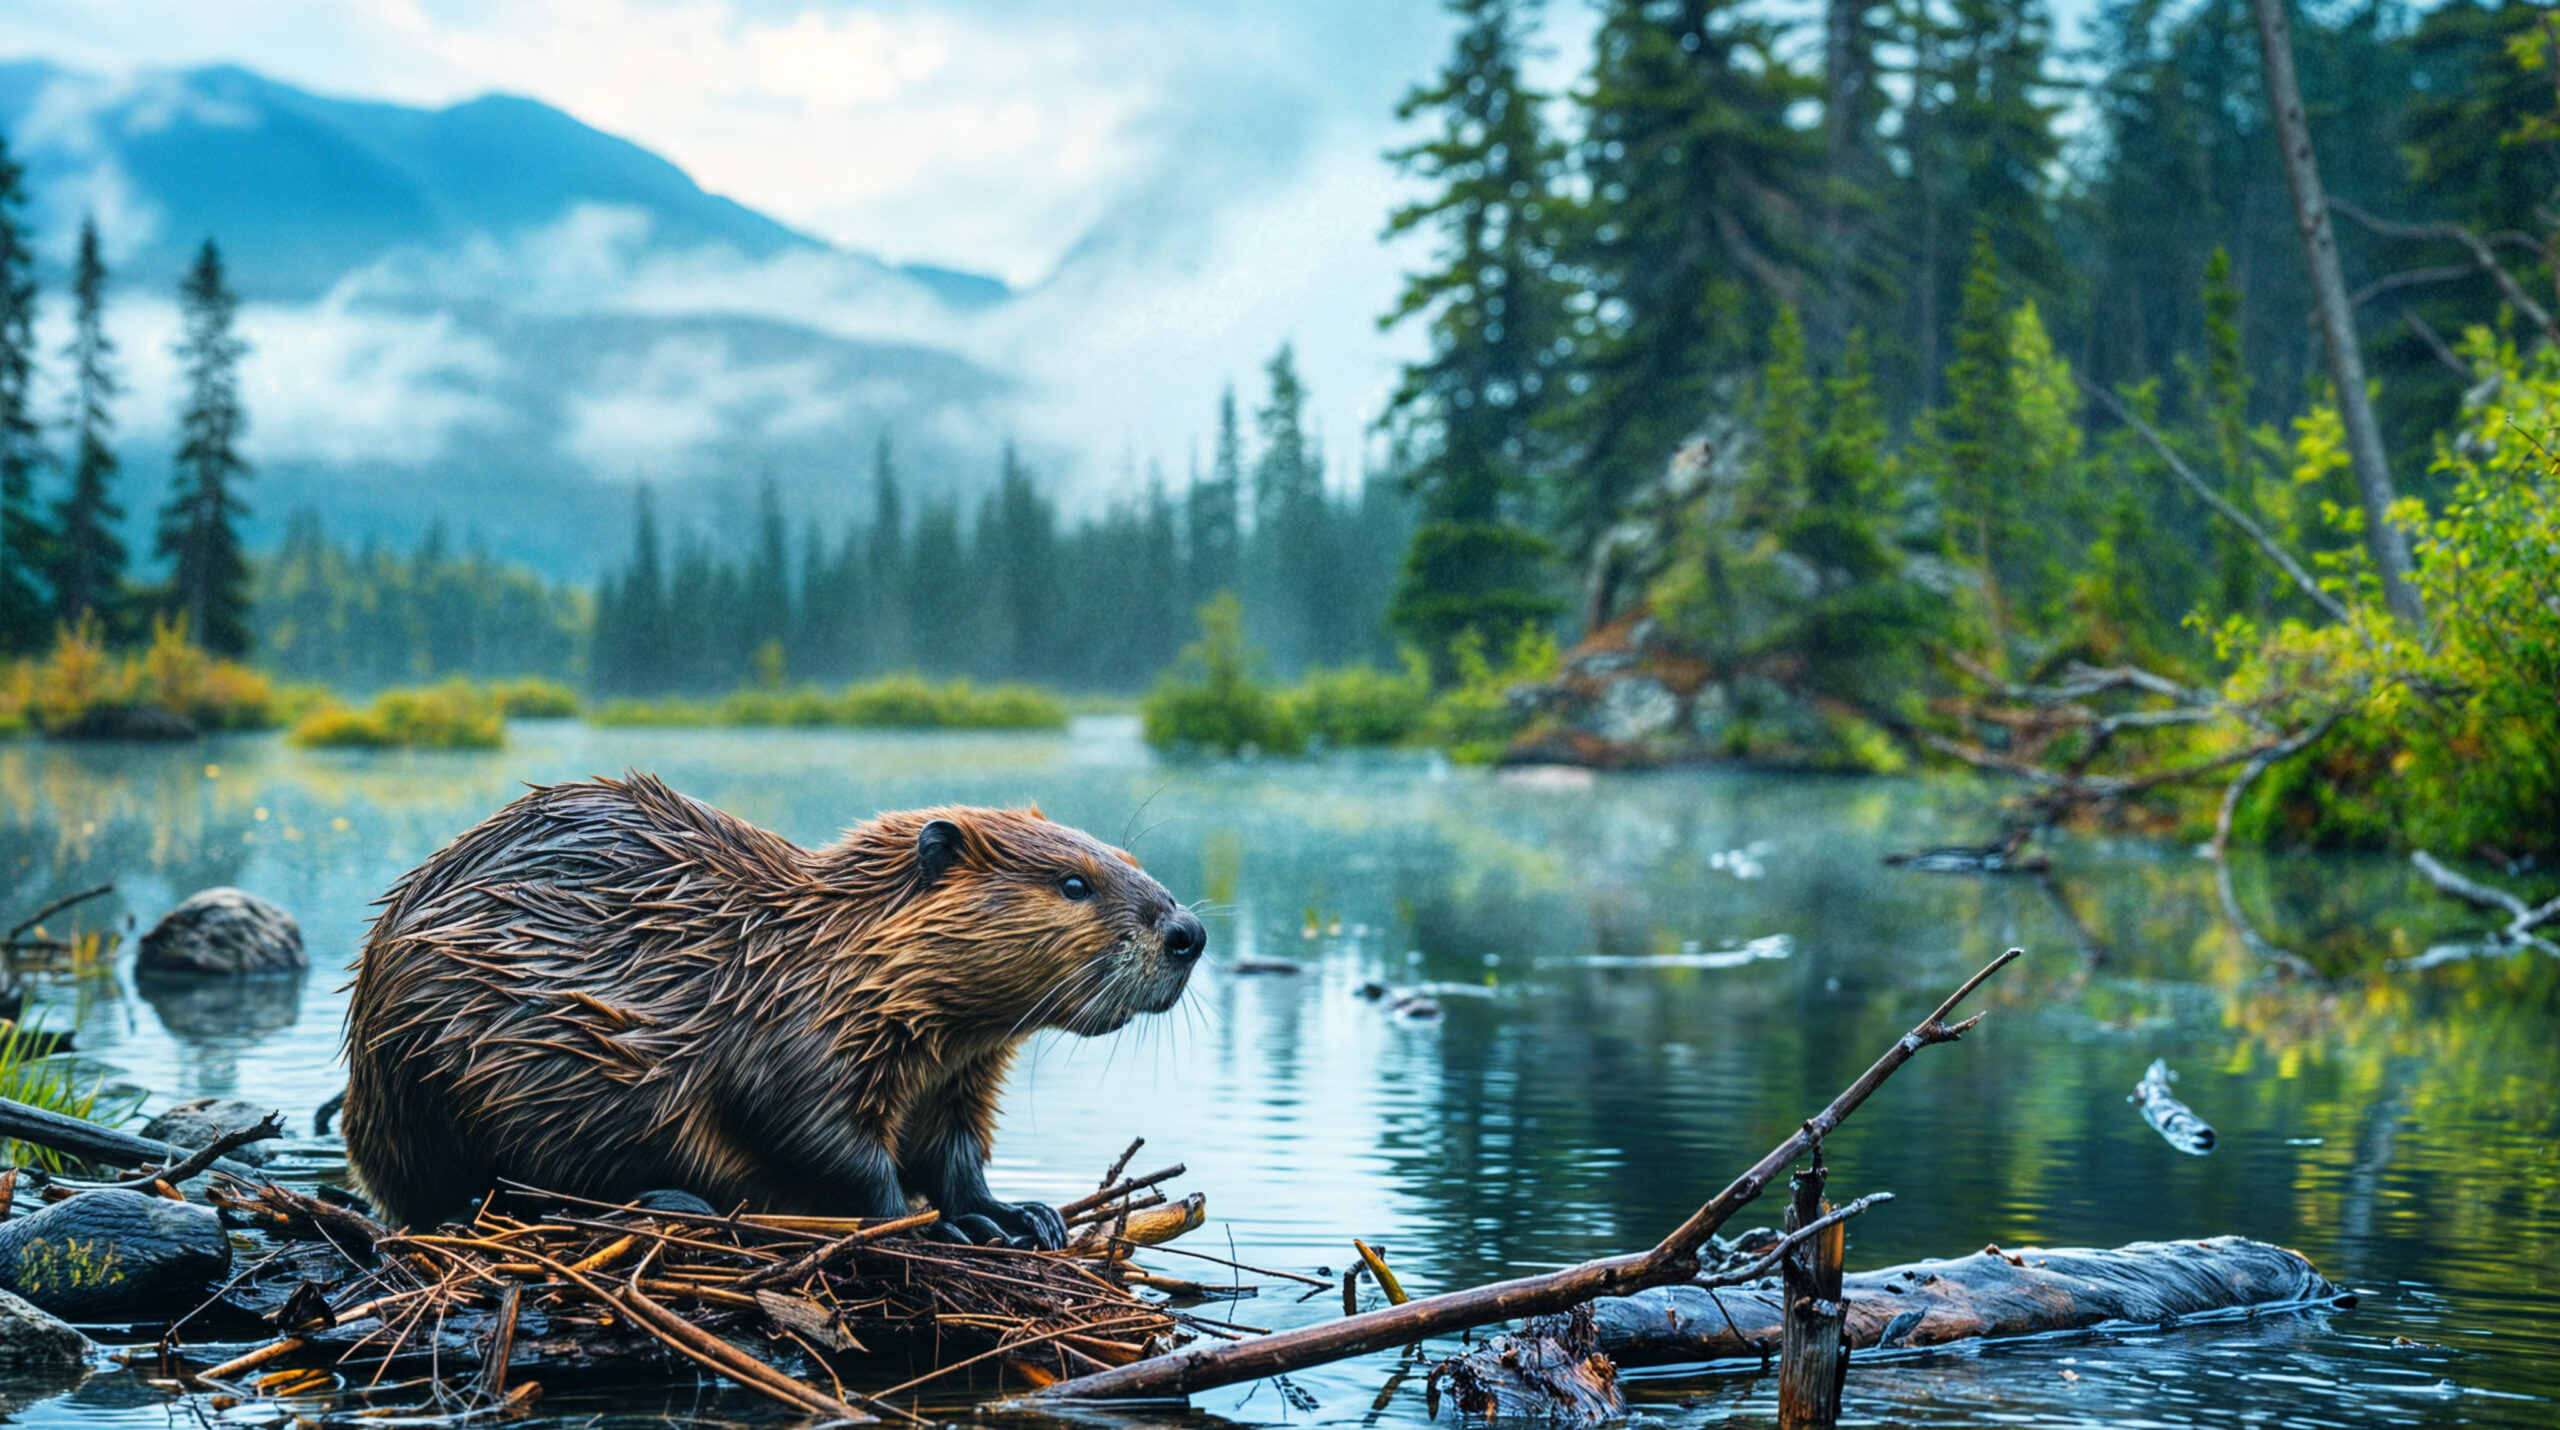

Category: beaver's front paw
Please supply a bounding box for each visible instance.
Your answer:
[980,1199,1068,1250]
[930,1199,1067,1249]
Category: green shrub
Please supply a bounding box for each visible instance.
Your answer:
[1142,595,1304,755]
[294,680,506,749]
[1282,657,1432,748]
[1421,626,1558,764]
[494,677,580,718]
[2,616,278,734]
[591,677,1068,731]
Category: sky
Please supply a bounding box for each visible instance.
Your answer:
[0,0,1502,500]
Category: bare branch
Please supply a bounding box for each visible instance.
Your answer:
[2332,197,2560,345]
[2085,382,2354,625]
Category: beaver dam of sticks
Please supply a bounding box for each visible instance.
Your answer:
[153,1152,1229,1423]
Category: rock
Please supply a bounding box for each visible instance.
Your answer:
[0,1287,90,1377]
[44,705,197,742]
[135,888,304,976]
[0,1190,233,1322]
[1592,676,1681,744]
[139,1098,275,1169]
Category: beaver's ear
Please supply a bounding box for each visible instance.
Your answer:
[916,819,965,888]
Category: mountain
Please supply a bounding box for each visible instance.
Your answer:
[0,59,1026,579]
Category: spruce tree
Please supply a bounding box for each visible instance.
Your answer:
[1380,0,1566,673]
[979,443,1056,680]
[1248,345,1326,672]
[1751,305,1814,526]
[1185,391,1243,607]
[159,239,253,656]
[1554,0,1820,562]
[0,130,44,652]
[50,217,127,634]
[2195,247,2261,620]
[1930,228,2020,651]
[867,433,906,673]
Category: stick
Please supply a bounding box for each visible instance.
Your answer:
[102,1112,285,1187]
[1031,952,2017,1401]
[1056,1165,1187,1219]
[0,1095,267,1180]
[2082,383,2351,625]
[6,884,114,945]
[730,1209,941,1292]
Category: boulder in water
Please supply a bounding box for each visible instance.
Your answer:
[0,1190,233,1322]
[139,1097,275,1169]
[0,1287,90,1378]
[136,888,304,976]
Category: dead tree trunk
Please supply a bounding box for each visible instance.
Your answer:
[2250,0,2422,628]
[1777,1162,1847,1429]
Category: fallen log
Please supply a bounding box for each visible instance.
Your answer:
[0,1095,270,1181]
[1586,1236,2344,1367]
[1026,948,2022,1402]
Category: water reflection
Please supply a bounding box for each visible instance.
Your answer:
[0,720,2551,1428]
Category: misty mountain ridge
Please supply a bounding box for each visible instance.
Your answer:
[0,58,1034,580]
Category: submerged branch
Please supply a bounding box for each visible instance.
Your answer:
[1029,949,2020,1401]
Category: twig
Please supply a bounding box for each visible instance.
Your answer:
[103,1112,285,1187]
[0,1094,268,1180]
[2332,198,2560,345]
[2084,382,2353,624]
[1031,950,2020,1401]
[5,884,114,945]
[1056,1164,1187,1220]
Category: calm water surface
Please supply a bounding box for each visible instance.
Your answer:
[1,717,2553,1428]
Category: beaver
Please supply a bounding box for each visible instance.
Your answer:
[340,774,1204,1243]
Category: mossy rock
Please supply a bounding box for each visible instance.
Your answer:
[0,1191,233,1323]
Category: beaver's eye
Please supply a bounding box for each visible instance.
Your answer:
[1059,874,1096,902]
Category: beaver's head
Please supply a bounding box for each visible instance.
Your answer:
[828,806,1204,1038]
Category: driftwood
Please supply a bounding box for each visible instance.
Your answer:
[1583,1236,2344,1367]
[0,1094,269,1181]
[1425,1304,1622,1423]
[1026,948,2021,1402]
[2402,851,2560,964]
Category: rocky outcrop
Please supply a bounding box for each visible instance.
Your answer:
[135,889,305,976]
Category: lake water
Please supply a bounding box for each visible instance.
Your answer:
[2,717,2554,1428]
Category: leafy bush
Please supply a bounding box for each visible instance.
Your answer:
[0,617,277,733]
[1282,657,1432,749]
[0,1009,142,1168]
[494,678,580,718]
[2233,331,2560,857]
[294,680,506,749]
[1142,595,1305,755]
[1420,625,1558,764]
[594,676,1068,731]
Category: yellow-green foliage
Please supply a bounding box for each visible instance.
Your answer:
[0,1013,140,1170]
[293,680,507,749]
[2232,331,2560,856]
[0,618,277,733]
[1282,657,1433,749]
[593,676,1068,731]
[1421,625,1558,764]
[493,677,580,718]
[1142,596,1304,755]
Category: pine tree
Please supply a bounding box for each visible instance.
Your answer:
[159,239,253,656]
[1931,228,2020,650]
[979,443,1056,680]
[1553,0,1820,561]
[49,217,127,635]
[744,477,791,675]
[1249,346,1327,670]
[867,433,907,673]
[1381,0,1566,672]
[1807,327,1890,516]
[1893,0,2063,407]
[0,130,44,652]
[905,498,967,676]
[2193,247,2262,619]
[1185,392,1243,607]
[1751,305,1815,525]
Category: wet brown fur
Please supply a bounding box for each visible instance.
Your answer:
[341,774,1193,1229]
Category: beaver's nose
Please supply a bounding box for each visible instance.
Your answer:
[1159,908,1206,962]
